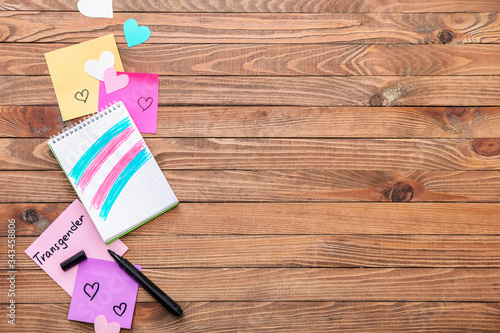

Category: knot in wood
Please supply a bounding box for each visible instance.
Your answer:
[472,139,500,156]
[23,209,39,224]
[445,107,466,117]
[438,29,454,43]
[391,183,414,202]
[369,94,385,106]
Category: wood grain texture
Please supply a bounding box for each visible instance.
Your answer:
[4,302,500,332]
[10,235,500,268]
[2,106,500,139]
[1,12,500,44]
[3,43,500,76]
[3,170,500,203]
[2,76,500,106]
[3,268,500,302]
[3,202,500,236]
[2,1,500,331]
[3,0,500,13]
[4,137,500,171]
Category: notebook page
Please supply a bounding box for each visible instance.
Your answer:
[49,102,177,243]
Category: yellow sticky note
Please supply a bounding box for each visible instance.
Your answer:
[45,34,124,120]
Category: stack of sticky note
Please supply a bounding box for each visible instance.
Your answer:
[26,2,175,331]
[45,33,159,134]
[25,200,140,329]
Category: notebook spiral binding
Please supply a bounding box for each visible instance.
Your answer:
[50,101,121,144]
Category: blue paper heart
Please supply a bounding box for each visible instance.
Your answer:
[123,19,151,47]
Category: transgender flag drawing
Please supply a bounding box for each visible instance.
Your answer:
[91,141,151,219]
[68,117,152,220]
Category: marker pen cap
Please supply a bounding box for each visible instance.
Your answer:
[60,250,87,271]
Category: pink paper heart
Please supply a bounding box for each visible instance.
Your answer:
[94,314,121,333]
[103,68,129,94]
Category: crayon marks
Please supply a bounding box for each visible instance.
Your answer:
[77,127,135,192]
[90,141,151,219]
[69,117,132,185]
[66,115,153,220]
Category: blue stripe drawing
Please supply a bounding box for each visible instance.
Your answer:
[99,148,152,220]
[69,117,132,184]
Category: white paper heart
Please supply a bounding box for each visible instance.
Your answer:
[77,0,113,19]
[84,51,115,81]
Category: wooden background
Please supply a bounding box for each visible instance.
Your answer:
[1,0,500,331]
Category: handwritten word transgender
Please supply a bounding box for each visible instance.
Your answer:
[31,215,84,265]
[25,200,128,295]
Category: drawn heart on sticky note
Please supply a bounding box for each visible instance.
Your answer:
[103,68,129,94]
[77,0,113,19]
[75,89,89,103]
[123,19,151,47]
[137,97,153,111]
[113,302,127,317]
[85,51,115,81]
[84,282,100,301]
[94,314,121,333]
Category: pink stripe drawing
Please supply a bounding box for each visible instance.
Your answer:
[77,127,135,192]
[91,140,146,210]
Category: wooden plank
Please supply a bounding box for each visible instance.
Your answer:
[3,0,500,13]
[119,138,500,171]
[0,106,65,138]
[3,170,500,203]
[2,76,500,106]
[11,235,500,269]
[6,302,500,332]
[4,137,500,171]
[2,105,500,139]
[1,12,499,44]
[3,268,500,302]
[3,43,500,76]
[3,202,500,236]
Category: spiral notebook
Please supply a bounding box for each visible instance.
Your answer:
[48,101,178,244]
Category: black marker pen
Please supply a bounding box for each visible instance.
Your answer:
[108,249,183,317]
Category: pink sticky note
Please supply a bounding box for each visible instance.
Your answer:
[25,200,128,295]
[68,258,140,329]
[98,72,159,133]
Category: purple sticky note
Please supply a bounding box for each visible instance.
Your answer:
[68,258,141,329]
[98,72,159,133]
